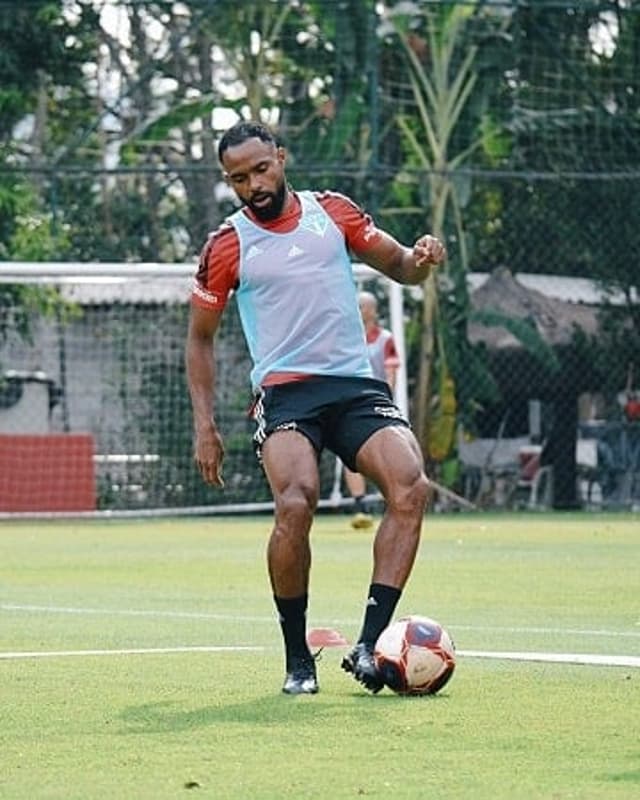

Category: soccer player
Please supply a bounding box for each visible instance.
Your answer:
[186,120,446,695]
[344,291,400,530]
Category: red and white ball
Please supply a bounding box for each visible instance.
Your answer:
[374,615,456,695]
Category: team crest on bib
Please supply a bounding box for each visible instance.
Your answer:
[300,212,328,237]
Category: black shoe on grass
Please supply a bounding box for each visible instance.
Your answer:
[341,641,384,694]
[282,654,319,695]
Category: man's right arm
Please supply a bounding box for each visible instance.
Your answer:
[186,304,226,487]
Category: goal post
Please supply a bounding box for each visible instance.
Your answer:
[0,262,408,517]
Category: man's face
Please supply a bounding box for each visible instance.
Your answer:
[222,137,287,221]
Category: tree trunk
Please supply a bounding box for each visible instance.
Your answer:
[544,391,580,510]
[415,173,448,456]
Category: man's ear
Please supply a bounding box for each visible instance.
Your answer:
[277,146,286,165]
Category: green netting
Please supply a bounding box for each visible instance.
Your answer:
[1,1,638,511]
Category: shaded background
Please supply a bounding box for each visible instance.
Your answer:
[1,1,638,512]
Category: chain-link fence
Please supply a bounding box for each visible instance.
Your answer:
[1,1,639,511]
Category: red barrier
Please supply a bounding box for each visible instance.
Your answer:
[0,434,96,512]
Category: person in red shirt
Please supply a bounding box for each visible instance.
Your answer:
[345,291,401,529]
[186,120,446,695]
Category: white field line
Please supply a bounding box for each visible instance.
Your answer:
[2,603,640,640]
[2,606,639,667]
[0,645,264,661]
[458,650,640,669]
[1,603,271,623]
[0,644,638,668]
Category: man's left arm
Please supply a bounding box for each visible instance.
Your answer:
[318,191,446,285]
[353,230,446,285]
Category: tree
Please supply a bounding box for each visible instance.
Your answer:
[0,0,91,253]
[0,0,85,356]
[495,2,640,394]
[377,0,513,458]
[121,0,377,247]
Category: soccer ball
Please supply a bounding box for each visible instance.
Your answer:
[374,615,456,695]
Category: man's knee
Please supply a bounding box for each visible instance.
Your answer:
[274,483,318,527]
[389,470,430,515]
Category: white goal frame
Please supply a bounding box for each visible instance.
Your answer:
[0,261,408,416]
[0,261,408,518]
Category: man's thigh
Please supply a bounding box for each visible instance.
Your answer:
[261,429,321,502]
[327,379,409,471]
[353,425,425,497]
[251,382,325,464]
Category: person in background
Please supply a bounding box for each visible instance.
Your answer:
[344,290,400,530]
[186,120,446,696]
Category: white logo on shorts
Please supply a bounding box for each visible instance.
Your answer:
[374,405,405,421]
[274,422,298,433]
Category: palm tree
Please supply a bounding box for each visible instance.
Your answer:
[380,1,512,457]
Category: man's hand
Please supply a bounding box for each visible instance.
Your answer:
[194,424,225,487]
[414,234,447,269]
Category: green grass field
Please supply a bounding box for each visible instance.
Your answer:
[1,513,638,799]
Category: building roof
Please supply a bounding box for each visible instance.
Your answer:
[60,276,193,305]
[468,267,600,349]
[467,271,632,306]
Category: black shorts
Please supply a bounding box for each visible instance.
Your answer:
[250,375,410,471]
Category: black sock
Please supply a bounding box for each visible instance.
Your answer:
[274,594,310,666]
[354,495,370,514]
[358,583,402,646]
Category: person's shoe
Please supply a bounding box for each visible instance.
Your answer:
[351,511,374,530]
[341,641,384,693]
[282,654,319,695]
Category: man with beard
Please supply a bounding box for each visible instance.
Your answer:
[186,120,446,695]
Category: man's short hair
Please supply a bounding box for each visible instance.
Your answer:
[218,121,279,162]
[358,290,378,311]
